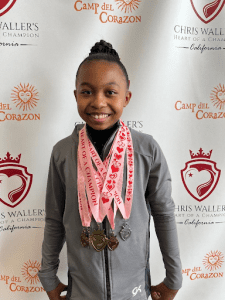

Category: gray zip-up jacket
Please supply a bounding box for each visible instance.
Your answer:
[38,124,182,300]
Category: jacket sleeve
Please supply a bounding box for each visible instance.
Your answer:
[38,147,66,292]
[145,139,182,290]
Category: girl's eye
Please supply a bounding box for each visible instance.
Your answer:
[107,90,116,95]
[81,90,91,95]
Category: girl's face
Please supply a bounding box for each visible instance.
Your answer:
[74,60,132,130]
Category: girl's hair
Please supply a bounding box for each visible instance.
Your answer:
[76,40,129,88]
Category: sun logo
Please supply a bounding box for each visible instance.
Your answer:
[21,260,41,284]
[203,250,224,271]
[115,0,141,13]
[11,83,39,111]
[210,83,225,110]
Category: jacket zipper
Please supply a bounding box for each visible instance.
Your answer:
[103,218,111,300]
[98,124,121,300]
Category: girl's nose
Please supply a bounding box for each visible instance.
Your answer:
[90,93,107,109]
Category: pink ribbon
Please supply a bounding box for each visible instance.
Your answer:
[77,120,134,230]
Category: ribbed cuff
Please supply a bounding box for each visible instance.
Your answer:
[163,276,183,290]
[38,270,61,292]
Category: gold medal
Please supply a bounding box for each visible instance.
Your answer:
[80,228,89,248]
[108,232,119,251]
[89,229,108,252]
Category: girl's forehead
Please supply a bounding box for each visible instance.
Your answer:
[77,60,125,82]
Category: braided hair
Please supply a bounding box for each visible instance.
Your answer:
[76,40,129,88]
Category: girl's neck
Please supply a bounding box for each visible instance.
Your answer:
[86,121,120,158]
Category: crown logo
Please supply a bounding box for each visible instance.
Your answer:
[189,148,212,160]
[0,152,21,164]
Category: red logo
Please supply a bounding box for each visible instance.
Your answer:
[11,83,39,111]
[0,152,33,208]
[181,148,221,202]
[115,0,141,13]
[21,260,41,284]
[190,0,225,23]
[211,83,225,110]
[0,0,17,17]
[203,251,224,271]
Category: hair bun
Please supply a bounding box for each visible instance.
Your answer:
[89,40,120,60]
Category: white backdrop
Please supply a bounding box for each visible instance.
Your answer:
[1,0,225,299]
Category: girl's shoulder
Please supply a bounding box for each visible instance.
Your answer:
[51,124,84,160]
[129,128,163,159]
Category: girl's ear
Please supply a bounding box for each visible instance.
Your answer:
[74,90,77,102]
[124,90,132,107]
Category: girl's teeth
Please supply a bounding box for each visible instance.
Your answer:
[93,114,108,119]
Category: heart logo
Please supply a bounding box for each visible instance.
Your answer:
[118,141,125,147]
[127,197,131,201]
[185,169,212,199]
[127,189,132,195]
[209,256,219,265]
[119,135,126,141]
[19,91,32,102]
[108,235,119,251]
[190,0,224,24]
[128,154,132,158]
[124,0,132,5]
[128,181,132,185]
[117,147,123,153]
[27,267,39,278]
[90,230,108,252]
[111,165,119,173]
[109,173,117,179]
[102,197,109,203]
[0,0,17,16]
[217,91,225,102]
[107,185,113,191]
[0,174,23,203]
[114,153,122,160]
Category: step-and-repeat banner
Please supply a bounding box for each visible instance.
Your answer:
[0,0,225,299]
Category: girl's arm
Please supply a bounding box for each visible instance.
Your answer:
[145,139,182,297]
[38,148,67,294]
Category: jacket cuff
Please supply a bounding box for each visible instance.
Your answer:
[38,269,61,292]
[163,276,182,290]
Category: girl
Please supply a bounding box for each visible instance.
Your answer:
[38,40,182,300]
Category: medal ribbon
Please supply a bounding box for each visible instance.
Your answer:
[77,120,134,230]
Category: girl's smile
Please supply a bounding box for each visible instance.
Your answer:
[74,60,132,130]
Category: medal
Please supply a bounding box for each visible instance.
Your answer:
[89,228,108,252]
[119,222,132,241]
[108,231,119,251]
[80,227,90,248]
